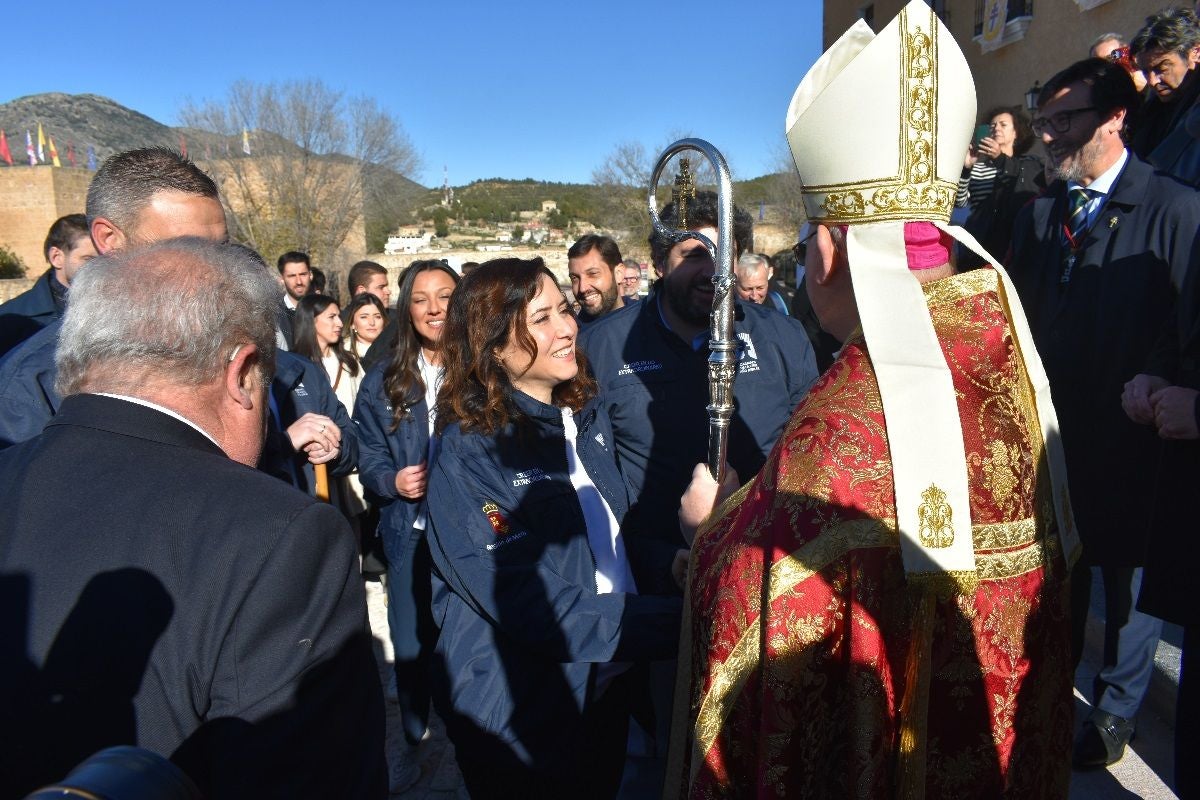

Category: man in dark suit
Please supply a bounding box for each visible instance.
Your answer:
[0,238,385,798]
[0,214,95,358]
[1009,57,1200,769]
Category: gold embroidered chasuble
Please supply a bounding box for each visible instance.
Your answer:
[672,268,1073,799]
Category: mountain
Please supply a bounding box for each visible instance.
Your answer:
[0,93,176,163]
[0,93,427,201]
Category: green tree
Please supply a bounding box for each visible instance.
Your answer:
[0,244,26,279]
[512,225,525,242]
[432,207,450,238]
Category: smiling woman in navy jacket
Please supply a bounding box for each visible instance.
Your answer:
[352,259,459,791]
[427,258,684,799]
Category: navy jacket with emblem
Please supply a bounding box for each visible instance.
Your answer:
[578,283,819,577]
[425,391,682,772]
[352,363,431,562]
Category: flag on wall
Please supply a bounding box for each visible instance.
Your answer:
[26,130,36,166]
[242,127,251,156]
[179,133,188,159]
[0,131,12,166]
[87,145,97,171]
[48,136,61,167]
[66,142,77,167]
[36,123,46,163]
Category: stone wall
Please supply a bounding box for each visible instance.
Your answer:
[822,0,1155,135]
[0,278,37,303]
[0,166,90,276]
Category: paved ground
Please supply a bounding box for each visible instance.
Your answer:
[364,579,467,799]
[365,575,1181,798]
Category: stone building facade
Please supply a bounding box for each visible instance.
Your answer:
[0,166,90,277]
[823,0,1159,121]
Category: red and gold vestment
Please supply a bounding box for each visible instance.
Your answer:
[672,268,1073,799]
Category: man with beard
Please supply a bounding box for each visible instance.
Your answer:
[578,190,817,785]
[581,192,817,587]
[275,250,312,348]
[1008,57,1200,769]
[567,233,628,327]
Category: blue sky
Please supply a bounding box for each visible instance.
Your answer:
[0,0,824,187]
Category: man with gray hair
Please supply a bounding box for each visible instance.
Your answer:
[0,238,385,797]
[734,253,789,314]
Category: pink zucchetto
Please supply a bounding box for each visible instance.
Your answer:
[903,222,953,270]
[832,221,953,270]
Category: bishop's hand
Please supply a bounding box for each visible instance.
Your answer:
[679,462,740,546]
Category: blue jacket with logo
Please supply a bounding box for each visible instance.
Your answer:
[578,283,819,574]
[425,390,682,771]
[352,363,431,561]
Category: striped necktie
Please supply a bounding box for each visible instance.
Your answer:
[1063,186,1093,250]
[1060,187,1094,284]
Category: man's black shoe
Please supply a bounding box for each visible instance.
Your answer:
[1072,711,1135,769]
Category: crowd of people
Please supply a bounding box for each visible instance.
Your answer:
[0,2,1197,798]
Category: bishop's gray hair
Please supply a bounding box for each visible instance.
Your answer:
[56,238,279,397]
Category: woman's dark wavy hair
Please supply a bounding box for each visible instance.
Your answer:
[982,105,1036,156]
[384,259,459,430]
[342,292,389,355]
[293,293,358,377]
[436,257,596,436]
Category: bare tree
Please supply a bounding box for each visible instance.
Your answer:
[590,133,724,253]
[180,80,422,267]
[765,140,807,237]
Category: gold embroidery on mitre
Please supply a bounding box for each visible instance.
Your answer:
[917,483,955,548]
[808,6,956,224]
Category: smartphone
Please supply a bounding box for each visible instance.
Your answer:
[973,124,990,146]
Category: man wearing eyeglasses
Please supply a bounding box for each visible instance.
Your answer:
[621,259,642,302]
[1009,57,1200,772]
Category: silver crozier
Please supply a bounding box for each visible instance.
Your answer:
[647,138,738,482]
